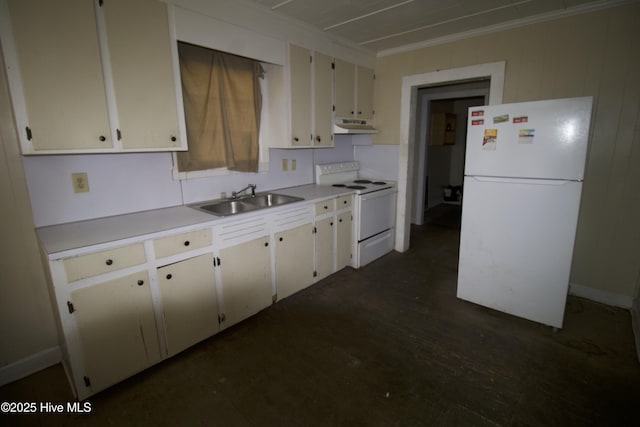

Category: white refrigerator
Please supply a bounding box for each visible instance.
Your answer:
[456,97,593,328]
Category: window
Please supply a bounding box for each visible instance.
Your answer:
[176,42,264,173]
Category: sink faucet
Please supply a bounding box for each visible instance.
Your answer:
[231,184,256,199]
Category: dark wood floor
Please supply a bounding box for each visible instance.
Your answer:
[2,217,639,426]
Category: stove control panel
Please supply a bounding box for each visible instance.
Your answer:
[316,161,360,175]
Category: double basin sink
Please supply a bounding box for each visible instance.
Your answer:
[190,193,304,217]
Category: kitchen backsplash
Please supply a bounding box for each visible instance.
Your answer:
[23,135,383,227]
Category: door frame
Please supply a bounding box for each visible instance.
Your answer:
[395,61,506,252]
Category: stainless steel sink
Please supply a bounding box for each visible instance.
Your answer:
[190,193,304,216]
[243,193,302,208]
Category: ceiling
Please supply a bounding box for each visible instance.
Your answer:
[243,0,628,54]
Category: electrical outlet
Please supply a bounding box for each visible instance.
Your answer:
[291,159,297,171]
[281,158,288,171]
[71,173,89,193]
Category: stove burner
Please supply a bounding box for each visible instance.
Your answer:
[354,179,372,184]
[372,181,387,185]
[346,185,367,190]
[332,184,347,187]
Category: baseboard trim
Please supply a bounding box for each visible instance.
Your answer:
[631,299,640,364]
[568,283,633,309]
[0,346,61,387]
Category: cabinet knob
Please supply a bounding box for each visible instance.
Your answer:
[166,274,172,280]
[330,222,333,226]
[264,242,269,247]
[105,259,113,266]
[184,240,190,247]
[315,135,321,143]
[137,280,144,286]
[339,219,343,223]
[99,135,106,142]
[279,237,283,242]
[171,136,177,142]
[293,137,299,142]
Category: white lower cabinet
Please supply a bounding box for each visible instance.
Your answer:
[314,216,334,281]
[218,236,272,328]
[157,253,218,357]
[274,223,314,300]
[313,196,353,282]
[71,270,160,396]
[336,211,353,270]
[44,194,356,399]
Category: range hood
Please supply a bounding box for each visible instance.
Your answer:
[333,118,378,134]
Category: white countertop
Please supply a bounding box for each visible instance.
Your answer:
[36,184,352,256]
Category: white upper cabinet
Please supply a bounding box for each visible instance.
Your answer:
[1,0,186,154]
[286,44,333,148]
[3,0,112,151]
[102,0,183,150]
[334,59,374,120]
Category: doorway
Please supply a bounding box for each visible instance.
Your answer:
[394,62,505,252]
[412,82,489,226]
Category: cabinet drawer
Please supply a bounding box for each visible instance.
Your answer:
[315,199,335,215]
[153,228,212,259]
[63,243,146,282]
[336,195,352,209]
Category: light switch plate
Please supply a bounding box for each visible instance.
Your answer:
[71,173,89,193]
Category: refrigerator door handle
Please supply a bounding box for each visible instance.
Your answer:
[468,176,581,185]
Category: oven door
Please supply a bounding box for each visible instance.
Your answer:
[357,188,397,241]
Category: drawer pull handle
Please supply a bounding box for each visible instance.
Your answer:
[166,274,172,280]
[137,280,144,286]
[184,240,190,247]
[105,259,113,266]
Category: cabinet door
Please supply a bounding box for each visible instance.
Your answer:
[336,211,353,270]
[219,236,272,328]
[7,0,112,151]
[334,59,355,118]
[356,66,375,119]
[71,271,160,394]
[158,254,218,357]
[102,0,182,150]
[275,223,314,299]
[313,51,333,147]
[289,44,312,146]
[315,217,335,281]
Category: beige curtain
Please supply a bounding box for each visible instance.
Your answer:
[177,42,263,172]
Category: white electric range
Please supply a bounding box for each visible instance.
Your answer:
[315,162,397,268]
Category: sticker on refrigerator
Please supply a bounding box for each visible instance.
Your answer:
[513,116,528,124]
[471,110,484,117]
[518,129,535,144]
[471,119,484,126]
[493,114,509,124]
[482,129,497,150]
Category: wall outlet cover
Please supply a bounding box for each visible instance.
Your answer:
[71,173,89,193]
